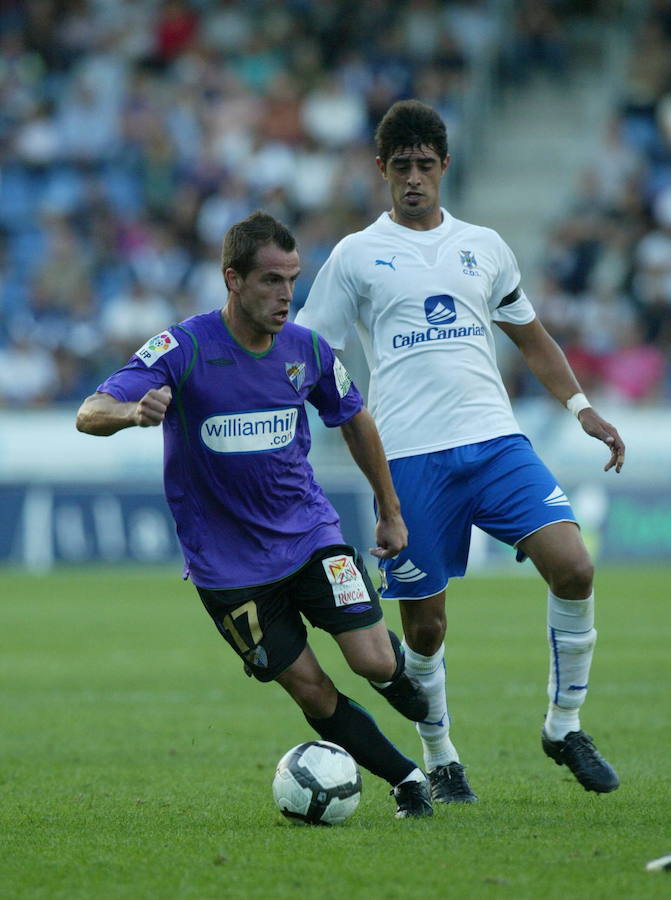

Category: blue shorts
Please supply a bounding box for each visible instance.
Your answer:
[379,435,577,600]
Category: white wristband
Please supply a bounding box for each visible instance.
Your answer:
[566,392,591,418]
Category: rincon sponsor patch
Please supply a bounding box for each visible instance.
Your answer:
[321,554,369,607]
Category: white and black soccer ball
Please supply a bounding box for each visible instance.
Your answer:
[272,741,362,826]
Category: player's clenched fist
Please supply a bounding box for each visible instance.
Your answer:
[134,385,172,427]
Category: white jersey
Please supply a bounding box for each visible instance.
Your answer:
[295,209,536,459]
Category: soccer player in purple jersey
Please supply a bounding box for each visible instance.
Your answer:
[76,211,433,818]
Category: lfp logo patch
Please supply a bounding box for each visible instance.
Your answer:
[424,294,456,326]
[136,331,179,367]
[148,333,172,352]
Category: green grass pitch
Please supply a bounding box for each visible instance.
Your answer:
[2,565,670,899]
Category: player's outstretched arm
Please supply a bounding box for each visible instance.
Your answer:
[339,408,408,558]
[497,318,625,473]
[76,386,172,436]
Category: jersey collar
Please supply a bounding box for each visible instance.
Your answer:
[380,207,453,237]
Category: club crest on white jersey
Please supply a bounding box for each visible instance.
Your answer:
[136,331,179,367]
[459,249,481,276]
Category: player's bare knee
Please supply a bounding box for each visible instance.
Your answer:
[286,671,337,719]
[349,650,396,683]
[294,685,336,719]
[550,556,594,600]
[406,618,445,656]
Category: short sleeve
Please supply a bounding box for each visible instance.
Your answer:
[295,239,359,350]
[487,234,536,325]
[97,329,185,401]
[491,288,536,325]
[306,334,364,427]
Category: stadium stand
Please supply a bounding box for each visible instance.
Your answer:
[2,0,667,408]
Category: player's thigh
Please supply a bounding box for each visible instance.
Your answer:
[379,452,473,601]
[473,435,578,552]
[518,521,593,597]
[333,619,397,682]
[197,581,307,683]
[293,544,384,637]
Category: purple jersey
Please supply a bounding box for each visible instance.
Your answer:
[97,311,364,588]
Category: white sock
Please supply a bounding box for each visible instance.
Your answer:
[403,641,460,770]
[396,766,426,786]
[544,590,596,741]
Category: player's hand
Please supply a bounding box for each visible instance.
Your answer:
[134,385,172,427]
[370,513,408,559]
[578,408,625,473]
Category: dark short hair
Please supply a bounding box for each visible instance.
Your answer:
[375,100,448,164]
[221,210,296,278]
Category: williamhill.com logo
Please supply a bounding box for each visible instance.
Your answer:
[200,407,298,454]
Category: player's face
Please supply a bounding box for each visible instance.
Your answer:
[377,145,449,230]
[225,243,300,348]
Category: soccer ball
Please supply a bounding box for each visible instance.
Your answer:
[272,741,362,826]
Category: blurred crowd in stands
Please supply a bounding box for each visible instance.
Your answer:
[0,0,669,408]
[517,0,671,405]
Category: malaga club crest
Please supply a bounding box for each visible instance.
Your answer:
[285,361,306,392]
[244,645,268,669]
[424,294,456,325]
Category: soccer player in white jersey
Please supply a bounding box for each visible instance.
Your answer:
[295,100,625,802]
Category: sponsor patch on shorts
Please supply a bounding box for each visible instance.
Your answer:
[136,331,179,367]
[321,554,369,607]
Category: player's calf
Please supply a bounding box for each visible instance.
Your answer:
[306,690,432,819]
[368,629,430,722]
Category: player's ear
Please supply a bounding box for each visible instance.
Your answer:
[442,155,451,175]
[375,156,387,179]
[224,267,241,292]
